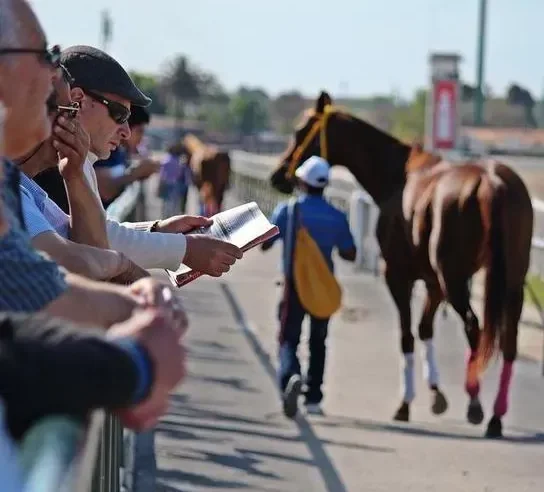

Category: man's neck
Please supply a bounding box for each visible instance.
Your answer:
[14,142,57,178]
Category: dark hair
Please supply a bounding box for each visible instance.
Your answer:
[128,105,150,127]
[167,141,186,156]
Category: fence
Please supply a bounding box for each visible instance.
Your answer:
[18,181,146,492]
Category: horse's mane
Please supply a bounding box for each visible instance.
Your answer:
[405,145,442,172]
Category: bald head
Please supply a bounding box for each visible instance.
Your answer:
[0,0,44,47]
[0,0,54,159]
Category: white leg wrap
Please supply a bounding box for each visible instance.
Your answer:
[422,339,440,387]
[402,353,415,402]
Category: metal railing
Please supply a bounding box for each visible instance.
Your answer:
[18,181,147,492]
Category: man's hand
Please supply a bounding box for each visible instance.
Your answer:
[129,278,187,336]
[53,115,90,181]
[183,235,243,277]
[155,215,212,234]
[107,310,187,431]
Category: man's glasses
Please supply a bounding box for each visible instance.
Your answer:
[83,89,131,125]
[0,45,61,69]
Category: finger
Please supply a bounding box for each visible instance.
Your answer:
[52,139,78,158]
[221,243,243,259]
[53,125,79,148]
[222,255,236,266]
[56,116,76,133]
[186,216,213,226]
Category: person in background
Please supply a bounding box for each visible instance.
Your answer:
[158,141,193,218]
[94,105,160,209]
[261,156,357,419]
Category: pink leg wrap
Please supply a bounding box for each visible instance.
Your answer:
[465,350,480,398]
[493,361,513,417]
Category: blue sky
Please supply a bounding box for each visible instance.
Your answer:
[30,0,542,99]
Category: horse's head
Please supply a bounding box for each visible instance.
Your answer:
[270,91,334,194]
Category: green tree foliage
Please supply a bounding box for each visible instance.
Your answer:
[506,83,537,128]
[390,89,427,143]
[128,71,166,114]
[271,91,307,134]
[228,87,270,136]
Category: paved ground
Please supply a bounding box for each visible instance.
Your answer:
[142,184,544,492]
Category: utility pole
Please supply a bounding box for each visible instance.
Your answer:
[100,10,112,53]
[474,0,487,126]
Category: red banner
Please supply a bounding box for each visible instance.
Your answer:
[432,80,457,150]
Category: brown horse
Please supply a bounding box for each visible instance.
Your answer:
[270,91,533,439]
[181,133,231,215]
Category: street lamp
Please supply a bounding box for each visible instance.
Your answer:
[474,0,487,126]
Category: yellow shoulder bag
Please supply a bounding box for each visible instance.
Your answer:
[287,199,342,319]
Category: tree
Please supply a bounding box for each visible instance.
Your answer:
[271,90,307,134]
[129,71,166,114]
[506,83,537,127]
[160,55,202,120]
[229,89,270,136]
[390,89,427,143]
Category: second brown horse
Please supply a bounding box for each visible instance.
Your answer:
[181,133,231,216]
[270,91,533,439]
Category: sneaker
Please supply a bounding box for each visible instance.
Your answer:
[282,375,302,419]
[304,402,324,415]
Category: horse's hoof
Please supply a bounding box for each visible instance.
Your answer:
[466,400,485,425]
[431,389,448,415]
[485,415,503,439]
[393,402,410,422]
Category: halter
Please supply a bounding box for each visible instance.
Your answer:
[285,104,341,179]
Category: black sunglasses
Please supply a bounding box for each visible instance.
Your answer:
[83,89,131,125]
[0,44,61,68]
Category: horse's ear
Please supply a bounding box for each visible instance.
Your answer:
[315,91,332,114]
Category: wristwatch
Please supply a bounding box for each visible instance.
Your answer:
[149,220,160,232]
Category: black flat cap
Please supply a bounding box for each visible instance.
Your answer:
[61,45,151,107]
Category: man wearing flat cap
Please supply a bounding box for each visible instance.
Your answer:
[35,45,242,278]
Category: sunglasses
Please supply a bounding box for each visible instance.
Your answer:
[0,44,61,69]
[83,89,131,125]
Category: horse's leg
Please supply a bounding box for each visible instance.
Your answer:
[441,277,485,425]
[384,267,415,422]
[417,282,448,415]
[485,285,523,439]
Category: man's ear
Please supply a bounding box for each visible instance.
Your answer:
[70,87,85,104]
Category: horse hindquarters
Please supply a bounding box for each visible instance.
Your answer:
[430,171,531,437]
[476,174,531,437]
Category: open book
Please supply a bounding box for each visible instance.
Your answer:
[166,202,279,287]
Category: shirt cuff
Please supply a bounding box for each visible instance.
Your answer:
[110,338,154,404]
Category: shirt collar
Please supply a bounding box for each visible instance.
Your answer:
[87,152,99,165]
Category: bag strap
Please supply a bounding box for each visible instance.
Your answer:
[284,197,298,282]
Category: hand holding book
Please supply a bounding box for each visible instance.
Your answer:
[167,202,279,287]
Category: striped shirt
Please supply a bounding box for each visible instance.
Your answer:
[0,160,67,311]
[19,171,70,238]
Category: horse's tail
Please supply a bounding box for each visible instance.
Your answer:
[477,178,508,373]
